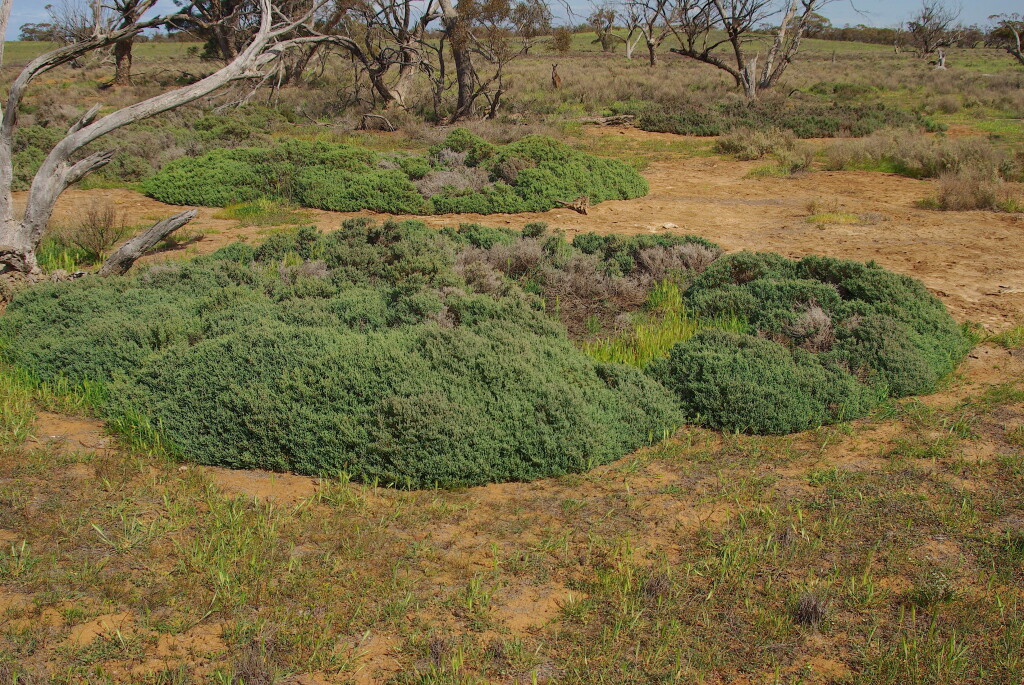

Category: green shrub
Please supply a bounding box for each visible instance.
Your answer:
[139,152,270,206]
[652,251,971,433]
[11,125,64,190]
[440,223,519,249]
[295,167,427,213]
[429,128,497,166]
[0,220,682,487]
[639,100,933,139]
[652,330,882,433]
[142,131,648,215]
[1,220,969,477]
[572,232,720,276]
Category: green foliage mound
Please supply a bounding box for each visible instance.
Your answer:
[0,220,680,487]
[140,130,648,215]
[649,252,972,433]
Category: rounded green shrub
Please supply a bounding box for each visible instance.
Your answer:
[141,130,648,215]
[652,330,882,433]
[0,220,681,488]
[653,251,972,433]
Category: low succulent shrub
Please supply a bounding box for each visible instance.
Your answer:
[0,220,970,481]
[141,129,648,215]
[638,100,936,139]
[648,251,972,433]
[0,219,681,488]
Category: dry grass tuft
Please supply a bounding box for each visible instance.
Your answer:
[230,640,276,685]
[792,592,828,628]
[54,200,133,261]
[785,302,836,352]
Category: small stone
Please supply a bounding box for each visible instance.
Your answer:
[661,222,678,229]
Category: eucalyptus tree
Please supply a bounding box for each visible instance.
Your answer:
[0,0,333,275]
[661,0,832,98]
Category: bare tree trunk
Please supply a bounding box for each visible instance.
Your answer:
[99,210,196,276]
[437,0,475,123]
[448,27,475,121]
[0,0,325,274]
[388,47,422,109]
[741,55,758,99]
[1006,24,1024,65]
[624,35,636,60]
[113,36,134,85]
[647,41,657,66]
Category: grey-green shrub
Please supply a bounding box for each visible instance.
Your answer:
[651,330,882,434]
[650,251,972,433]
[140,130,648,215]
[0,220,681,487]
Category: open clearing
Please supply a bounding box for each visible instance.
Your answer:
[3,7,1024,680]
[3,126,1023,683]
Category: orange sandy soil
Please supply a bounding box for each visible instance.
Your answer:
[2,128,1023,683]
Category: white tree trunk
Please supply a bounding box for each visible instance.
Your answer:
[0,0,325,274]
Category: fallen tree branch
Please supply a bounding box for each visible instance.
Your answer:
[99,210,198,276]
[578,115,636,126]
[555,195,590,215]
[359,113,397,132]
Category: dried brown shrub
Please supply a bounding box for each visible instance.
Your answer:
[480,238,545,278]
[56,200,133,260]
[635,243,721,281]
[415,166,491,197]
[714,126,796,160]
[785,303,836,352]
[934,169,1000,210]
[455,249,508,296]
[492,155,537,183]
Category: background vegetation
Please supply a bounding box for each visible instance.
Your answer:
[139,129,649,214]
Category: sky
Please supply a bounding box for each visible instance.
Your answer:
[4,0,1019,40]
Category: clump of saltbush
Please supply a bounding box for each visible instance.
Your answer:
[141,129,648,215]
[0,222,971,482]
[0,220,680,487]
[638,99,937,138]
[647,251,973,433]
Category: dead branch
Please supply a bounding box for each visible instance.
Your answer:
[99,210,199,276]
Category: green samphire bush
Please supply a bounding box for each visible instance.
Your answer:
[0,221,972,483]
[648,251,973,434]
[0,220,680,487]
[140,130,648,215]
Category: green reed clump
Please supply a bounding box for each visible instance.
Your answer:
[581,281,746,367]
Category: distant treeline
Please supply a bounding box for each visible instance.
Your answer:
[807,23,991,49]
